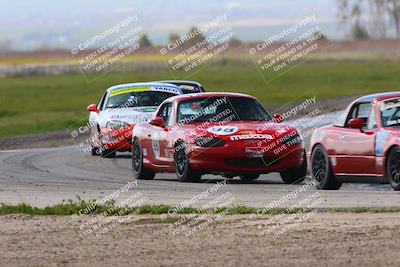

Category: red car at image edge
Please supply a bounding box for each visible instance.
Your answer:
[131,92,307,182]
[310,92,400,190]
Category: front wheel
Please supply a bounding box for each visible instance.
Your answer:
[175,142,201,182]
[311,144,341,190]
[279,150,307,184]
[386,146,400,191]
[132,139,155,180]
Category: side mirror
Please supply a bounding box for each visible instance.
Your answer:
[149,117,164,127]
[348,118,364,129]
[273,113,284,123]
[87,104,98,113]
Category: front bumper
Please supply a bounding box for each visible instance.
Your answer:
[188,143,305,174]
[100,126,133,152]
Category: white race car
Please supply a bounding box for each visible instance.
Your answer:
[86,82,182,157]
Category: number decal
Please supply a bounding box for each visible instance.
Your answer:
[207,126,238,136]
[375,131,388,156]
[152,139,160,159]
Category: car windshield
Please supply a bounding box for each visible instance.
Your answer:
[178,84,202,94]
[381,97,400,127]
[106,91,177,109]
[177,96,271,124]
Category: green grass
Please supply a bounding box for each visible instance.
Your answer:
[1,60,400,137]
[1,200,400,216]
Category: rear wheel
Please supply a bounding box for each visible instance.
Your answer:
[175,142,201,182]
[240,174,260,180]
[132,139,155,180]
[311,144,341,190]
[280,150,307,184]
[386,146,400,191]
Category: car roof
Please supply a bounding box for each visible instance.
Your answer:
[156,80,202,86]
[106,82,182,93]
[354,91,400,103]
[165,92,255,102]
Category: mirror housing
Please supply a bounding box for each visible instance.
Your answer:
[273,113,284,123]
[149,117,164,127]
[348,118,364,129]
[87,104,98,113]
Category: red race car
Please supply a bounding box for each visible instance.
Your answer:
[131,93,307,182]
[310,92,400,190]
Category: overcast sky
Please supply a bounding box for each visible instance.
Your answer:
[0,0,344,50]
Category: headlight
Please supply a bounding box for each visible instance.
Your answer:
[106,120,129,130]
[195,137,226,147]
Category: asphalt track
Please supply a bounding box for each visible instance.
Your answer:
[1,142,399,209]
[1,111,400,209]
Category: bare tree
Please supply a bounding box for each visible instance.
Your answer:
[387,0,400,38]
[139,32,152,47]
[337,0,400,39]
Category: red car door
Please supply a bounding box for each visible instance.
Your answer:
[149,103,174,167]
[330,102,376,175]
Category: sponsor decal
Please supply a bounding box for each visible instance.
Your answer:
[207,126,238,136]
[230,134,273,141]
[386,119,400,126]
[152,86,181,94]
[138,107,157,113]
[109,87,150,97]
[109,85,181,98]
[110,113,153,123]
[375,131,389,156]
[330,157,337,166]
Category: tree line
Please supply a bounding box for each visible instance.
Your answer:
[338,0,400,39]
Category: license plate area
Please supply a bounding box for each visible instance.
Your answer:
[245,147,265,158]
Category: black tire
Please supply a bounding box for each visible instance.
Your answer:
[280,150,307,184]
[240,174,260,180]
[90,129,102,156]
[311,144,341,190]
[91,146,100,156]
[386,146,400,191]
[132,139,155,180]
[175,142,201,182]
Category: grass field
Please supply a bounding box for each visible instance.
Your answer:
[2,201,399,216]
[1,60,400,137]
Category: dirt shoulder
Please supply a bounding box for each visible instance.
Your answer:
[1,212,399,267]
[0,95,356,150]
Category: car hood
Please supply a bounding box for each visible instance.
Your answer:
[183,121,299,140]
[99,106,157,126]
